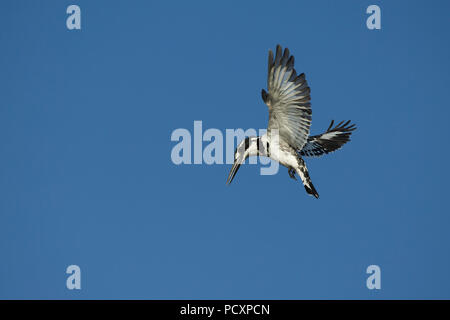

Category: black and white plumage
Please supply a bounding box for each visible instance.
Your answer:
[226,45,356,198]
[300,120,356,157]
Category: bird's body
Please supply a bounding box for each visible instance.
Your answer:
[226,45,356,198]
[256,134,301,179]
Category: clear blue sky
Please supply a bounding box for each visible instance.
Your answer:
[1,0,449,299]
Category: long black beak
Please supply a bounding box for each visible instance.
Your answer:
[226,160,242,185]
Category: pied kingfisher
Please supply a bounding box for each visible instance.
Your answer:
[226,45,356,198]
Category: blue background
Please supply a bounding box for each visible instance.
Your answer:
[1,0,449,299]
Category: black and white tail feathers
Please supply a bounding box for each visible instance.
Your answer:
[297,157,319,199]
[299,120,356,157]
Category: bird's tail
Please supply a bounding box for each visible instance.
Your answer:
[296,157,319,199]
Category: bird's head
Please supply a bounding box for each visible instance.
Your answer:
[226,136,259,185]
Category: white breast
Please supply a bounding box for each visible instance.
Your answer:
[267,139,298,168]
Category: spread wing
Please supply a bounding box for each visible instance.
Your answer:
[300,120,356,157]
[262,45,312,150]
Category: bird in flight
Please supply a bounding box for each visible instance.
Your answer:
[226,45,356,198]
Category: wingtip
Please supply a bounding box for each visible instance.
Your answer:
[261,89,269,104]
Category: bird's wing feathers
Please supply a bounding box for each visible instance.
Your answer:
[263,45,312,151]
[300,120,356,157]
